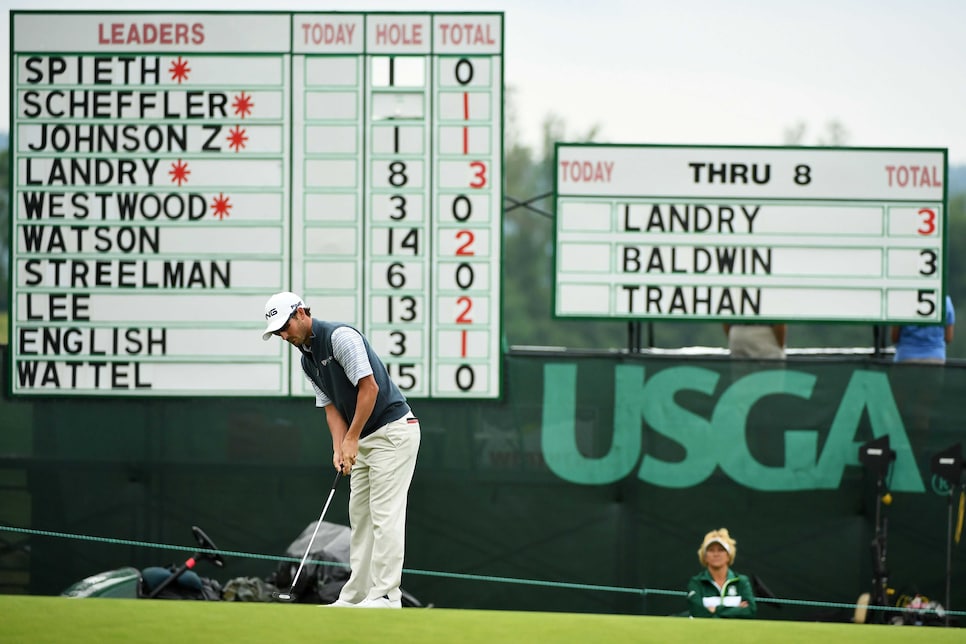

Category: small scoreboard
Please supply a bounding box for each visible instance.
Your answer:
[554,144,947,324]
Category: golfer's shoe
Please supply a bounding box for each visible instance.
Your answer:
[321,598,358,607]
[357,595,402,609]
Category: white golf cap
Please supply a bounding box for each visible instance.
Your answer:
[262,291,304,340]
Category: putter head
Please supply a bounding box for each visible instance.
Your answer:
[273,591,296,602]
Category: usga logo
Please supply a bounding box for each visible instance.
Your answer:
[541,364,927,493]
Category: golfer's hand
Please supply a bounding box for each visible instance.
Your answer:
[332,450,343,473]
[341,436,359,474]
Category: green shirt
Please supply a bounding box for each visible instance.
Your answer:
[687,568,757,618]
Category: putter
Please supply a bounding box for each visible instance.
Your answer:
[273,468,343,602]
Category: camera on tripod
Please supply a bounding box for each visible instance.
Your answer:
[858,436,896,624]
[855,438,964,626]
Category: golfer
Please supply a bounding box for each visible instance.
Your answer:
[262,291,420,609]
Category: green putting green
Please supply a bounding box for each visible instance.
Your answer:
[0,595,960,643]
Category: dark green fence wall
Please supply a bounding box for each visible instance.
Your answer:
[1,345,964,619]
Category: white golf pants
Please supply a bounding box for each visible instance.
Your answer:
[339,414,420,603]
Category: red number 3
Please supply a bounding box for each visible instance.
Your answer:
[917,208,936,235]
[469,161,487,189]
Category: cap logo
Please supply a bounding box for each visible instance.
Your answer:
[265,307,278,320]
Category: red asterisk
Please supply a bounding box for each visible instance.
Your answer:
[169,159,191,186]
[169,56,191,83]
[226,126,248,152]
[232,91,254,118]
[210,193,232,220]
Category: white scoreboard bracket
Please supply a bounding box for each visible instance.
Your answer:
[553,143,947,325]
[9,11,503,398]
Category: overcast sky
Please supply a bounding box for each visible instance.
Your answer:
[4,0,965,163]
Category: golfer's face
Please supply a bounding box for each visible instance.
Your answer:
[276,309,307,345]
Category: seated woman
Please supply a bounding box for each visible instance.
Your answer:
[687,528,757,618]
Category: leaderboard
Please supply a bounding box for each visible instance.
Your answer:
[10,11,503,398]
[554,144,947,323]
